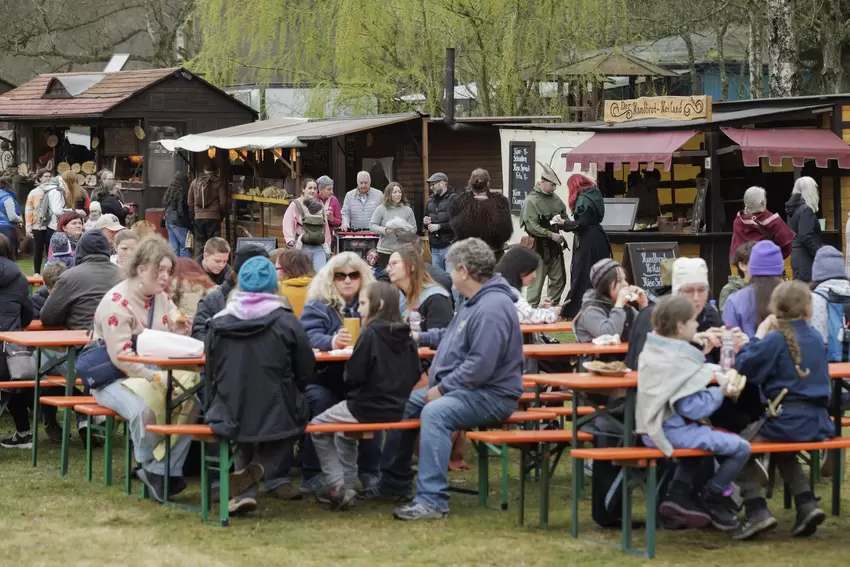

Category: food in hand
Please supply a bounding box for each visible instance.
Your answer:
[723,369,747,397]
[174,310,187,326]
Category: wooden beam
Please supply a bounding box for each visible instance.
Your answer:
[270,148,295,174]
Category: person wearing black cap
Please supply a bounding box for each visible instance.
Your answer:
[423,172,456,271]
[520,162,568,307]
[192,243,270,343]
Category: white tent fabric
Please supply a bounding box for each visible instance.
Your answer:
[159,134,305,152]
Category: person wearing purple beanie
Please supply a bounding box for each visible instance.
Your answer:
[722,240,785,338]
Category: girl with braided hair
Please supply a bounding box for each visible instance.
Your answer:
[732,280,833,539]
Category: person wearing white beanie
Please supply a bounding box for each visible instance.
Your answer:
[671,257,710,297]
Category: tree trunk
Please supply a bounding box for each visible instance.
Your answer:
[767,0,802,97]
[681,33,699,94]
[748,6,763,99]
[716,23,729,101]
[821,2,845,94]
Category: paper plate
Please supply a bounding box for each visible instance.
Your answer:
[582,361,630,377]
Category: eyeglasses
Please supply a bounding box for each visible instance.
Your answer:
[334,271,362,282]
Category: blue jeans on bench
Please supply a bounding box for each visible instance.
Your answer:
[379,387,517,512]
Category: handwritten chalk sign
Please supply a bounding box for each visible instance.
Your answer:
[509,141,535,211]
[237,237,278,252]
[622,242,680,290]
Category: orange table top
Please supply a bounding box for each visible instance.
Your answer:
[315,347,436,363]
[520,321,572,334]
[117,354,205,367]
[0,330,89,347]
[524,372,637,390]
[27,275,43,286]
[24,321,64,332]
[522,342,628,358]
[829,362,850,378]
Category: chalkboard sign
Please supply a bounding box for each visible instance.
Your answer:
[690,177,709,234]
[103,128,139,156]
[509,141,535,211]
[622,242,680,290]
[237,237,278,252]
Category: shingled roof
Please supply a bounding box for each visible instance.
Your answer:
[0,67,185,119]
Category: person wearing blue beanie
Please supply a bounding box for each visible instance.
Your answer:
[238,256,278,293]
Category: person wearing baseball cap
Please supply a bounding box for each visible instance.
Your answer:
[94,213,125,244]
[519,161,568,307]
[423,172,456,271]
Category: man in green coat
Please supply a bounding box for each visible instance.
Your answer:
[520,162,567,307]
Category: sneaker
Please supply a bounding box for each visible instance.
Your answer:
[732,506,778,540]
[169,476,188,497]
[269,483,303,501]
[299,475,327,495]
[583,460,594,479]
[699,489,740,532]
[228,497,258,516]
[792,500,825,537]
[659,488,711,528]
[0,431,33,449]
[754,456,770,487]
[393,502,448,521]
[357,485,413,502]
[137,469,167,504]
[78,424,102,449]
[229,462,264,498]
[44,421,63,443]
[318,485,357,511]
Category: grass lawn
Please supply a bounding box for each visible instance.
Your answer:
[0,420,848,566]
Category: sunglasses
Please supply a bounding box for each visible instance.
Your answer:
[334,271,362,282]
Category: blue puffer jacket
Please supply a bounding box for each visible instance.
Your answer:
[300,297,359,395]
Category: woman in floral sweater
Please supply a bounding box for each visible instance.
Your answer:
[91,236,192,503]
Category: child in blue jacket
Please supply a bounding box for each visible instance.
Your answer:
[733,281,832,540]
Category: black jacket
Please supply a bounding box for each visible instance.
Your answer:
[98,194,127,226]
[0,257,32,333]
[450,190,514,254]
[164,187,192,228]
[424,189,458,249]
[192,280,234,343]
[344,320,421,422]
[30,287,49,319]
[204,308,314,442]
[786,194,822,281]
[195,254,233,286]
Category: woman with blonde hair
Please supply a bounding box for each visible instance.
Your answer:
[387,245,452,331]
[298,252,380,495]
[370,182,416,269]
[786,176,822,281]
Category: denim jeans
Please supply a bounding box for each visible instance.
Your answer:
[299,384,382,486]
[380,387,517,512]
[302,244,328,272]
[660,428,751,494]
[165,223,191,258]
[93,380,191,476]
[430,246,448,272]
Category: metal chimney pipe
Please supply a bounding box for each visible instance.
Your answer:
[444,48,455,124]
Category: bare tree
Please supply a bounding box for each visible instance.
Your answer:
[767,0,803,96]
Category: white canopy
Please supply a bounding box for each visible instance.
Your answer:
[159,134,305,152]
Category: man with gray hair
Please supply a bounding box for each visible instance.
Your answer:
[340,171,383,231]
[316,176,342,230]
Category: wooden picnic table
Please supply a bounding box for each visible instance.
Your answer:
[522,342,628,359]
[315,347,437,363]
[520,321,572,334]
[0,329,90,474]
[24,321,64,332]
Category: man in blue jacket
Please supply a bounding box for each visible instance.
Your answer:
[360,238,523,520]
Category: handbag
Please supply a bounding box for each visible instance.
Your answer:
[76,296,156,389]
[4,342,36,380]
[185,231,194,251]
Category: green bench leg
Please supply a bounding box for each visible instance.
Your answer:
[518,448,526,526]
[477,440,489,508]
[31,348,43,467]
[103,416,114,487]
[571,453,581,537]
[201,441,210,524]
[59,348,77,477]
[219,439,231,527]
[85,415,93,483]
[500,443,509,510]
[124,422,133,496]
[621,467,633,553]
[645,462,657,559]
[540,442,550,530]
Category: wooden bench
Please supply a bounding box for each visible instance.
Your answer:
[570,437,850,559]
[74,404,122,487]
[0,377,83,389]
[518,391,572,405]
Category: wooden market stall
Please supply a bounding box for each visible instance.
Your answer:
[0,67,256,217]
[502,94,850,294]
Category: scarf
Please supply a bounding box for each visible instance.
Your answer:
[730,209,794,261]
[215,291,285,321]
[567,174,596,210]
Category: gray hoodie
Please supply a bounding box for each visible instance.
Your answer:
[420,274,523,399]
[572,288,638,343]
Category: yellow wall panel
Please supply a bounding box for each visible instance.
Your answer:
[843,105,850,122]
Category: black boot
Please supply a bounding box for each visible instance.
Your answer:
[732,497,778,540]
[699,488,740,532]
[792,492,825,537]
[659,481,711,528]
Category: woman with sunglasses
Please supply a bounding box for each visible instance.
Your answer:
[299,252,379,495]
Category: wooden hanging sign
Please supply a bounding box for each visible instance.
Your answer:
[604,95,711,123]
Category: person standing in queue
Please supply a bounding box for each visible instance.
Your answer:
[560,174,611,319]
[340,171,383,232]
[450,168,513,262]
[520,162,567,308]
[422,173,456,271]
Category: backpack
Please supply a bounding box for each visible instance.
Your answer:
[192,175,218,209]
[294,200,325,246]
[815,289,850,362]
[35,184,59,227]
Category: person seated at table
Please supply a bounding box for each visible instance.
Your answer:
[719,242,755,312]
[637,295,750,533]
[573,258,648,343]
[311,281,420,510]
[392,232,452,295]
[363,238,523,521]
[46,232,75,270]
[387,245,452,332]
[90,236,194,503]
[30,262,66,319]
[0,234,36,449]
[299,252,379,495]
[47,211,84,260]
[84,201,102,230]
[197,237,232,286]
[111,229,138,267]
[723,240,785,338]
[192,245,269,344]
[170,258,216,321]
[732,281,831,540]
[94,214,126,245]
[277,249,315,318]
[205,256,315,516]
[495,246,558,324]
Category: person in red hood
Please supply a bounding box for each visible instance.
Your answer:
[730,186,794,262]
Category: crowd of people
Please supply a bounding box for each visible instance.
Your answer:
[0,162,845,538]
